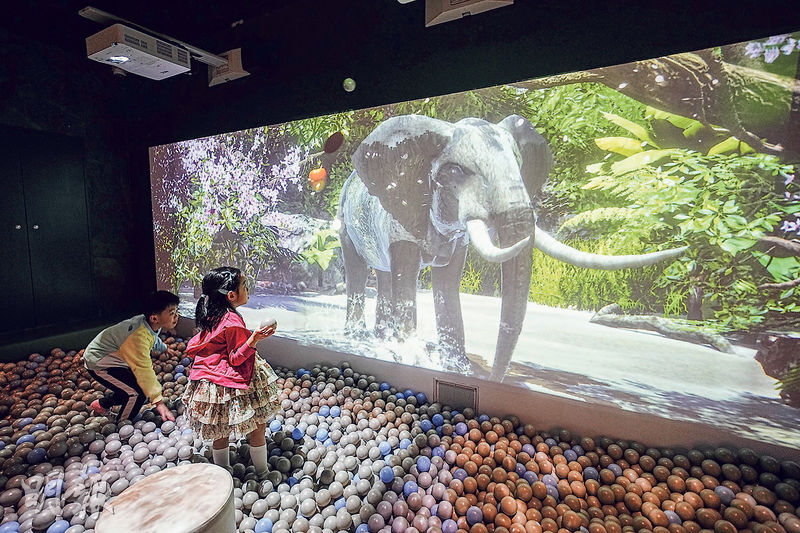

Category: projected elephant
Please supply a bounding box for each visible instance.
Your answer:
[337,114,686,381]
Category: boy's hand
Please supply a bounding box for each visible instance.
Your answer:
[155,401,175,422]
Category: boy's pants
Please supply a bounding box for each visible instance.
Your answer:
[87,367,147,421]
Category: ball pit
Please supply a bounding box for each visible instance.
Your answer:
[0,341,798,533]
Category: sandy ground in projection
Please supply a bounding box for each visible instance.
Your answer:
[180,290,800,449]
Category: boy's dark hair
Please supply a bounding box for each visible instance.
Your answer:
[196,266,243,332]
[143,290,180,318]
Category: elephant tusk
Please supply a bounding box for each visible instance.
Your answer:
[466,219,531,263]
[532,225,688,269]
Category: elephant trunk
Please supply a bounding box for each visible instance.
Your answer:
[533,225,688,269]
[466,219,530,263]
[489,209,535,382]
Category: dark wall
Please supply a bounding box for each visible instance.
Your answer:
[0,28,154,332]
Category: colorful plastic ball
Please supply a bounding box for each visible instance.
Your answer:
[432,446,445,458]
[583,467,599,480]
[316,429,329,441]
[29,423,47,433]
[380,383,390,391]
[0,522,20,533]
[403,481,418,498]
[465,506,483,526]
[269,419,282,432]
[44,479,64,498]
[442,519,458,533]
[27,448,47,464]
[415,392,427,405]
[417,457,431,473]
[0,441,4,450]
[523,471,537,484]
[607,463,623,477]
[292,427,304,440]
[664,510,682,525]
[46,520,70,533]
[175,365,185,374]
[420,420,433,432]
[453,468,467,482]
[564,449,578,461]
[255,517,274,533]
[297,368,308,377]
[454,422,468,436]
[16,417,33,428]
[330,406,341,417]
[356,524,370,533]
[714,485,736,505]
[335,497,346,510]
[181,357,191,366]
[395,392,404,400]
[378,441,392,456]
[545,438,557,447]
[16,434,35,445]
[546,484,559,500]
[542,474,557,486]
[380,466,394,484]
[319,406,330,417]
[399,439,411,450]
[432,414,444,426]
[403,389,414,397]
[478,414,489,423]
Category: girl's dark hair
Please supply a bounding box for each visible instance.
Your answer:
[195,266,243,332]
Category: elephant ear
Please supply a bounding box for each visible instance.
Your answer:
[497,115,553,199]
[353,115,452,241]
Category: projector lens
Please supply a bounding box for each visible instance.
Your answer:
[107,56,130,64]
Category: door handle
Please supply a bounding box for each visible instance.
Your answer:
[32,225,39,230]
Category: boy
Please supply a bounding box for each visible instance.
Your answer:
[83,290,179,422]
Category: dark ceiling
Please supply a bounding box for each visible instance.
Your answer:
[4,1,800,145]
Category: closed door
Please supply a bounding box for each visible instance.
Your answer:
[20,131,94,326]
[0,129,35,332]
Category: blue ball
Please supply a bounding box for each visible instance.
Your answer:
[515,463,526,476]
[380,382,390,391]
[255,517,274,533]
[607,463,623,477]
[45,520,70,533]
[269,447,282,457]
[174,373,184,380]
[27,448,46,464]
[523,471,537,484]
[451,410,459,417]
[415,392,427,405]
[432,414,444,426]
[292,428,304,440]
[714,485,736,505]
[16,434,35,446]
[175,364,185,374]
[544,438,557,447]
[335,497,346,510]
[546,483,560,500]
[399,439,411,450]
[417,456,431,472]
[664,510,682,525]
[0,522,20,533]
[403,389,414,397]
[181,357,191,366]
[564,449,578,462]
[0,441,4,450]
[319,406,330,417]
[316,429,329,441]
[310,385,317,393]
[16,417,33,428]
[269,419,281,432]
[324,438,333,447]
[44,479,64,498]
[455,422,468,436]
[378,441,392,456]
[380,466,394,483]
[542,474,558,486]
[515,426,525,435]
[403,481,418,498]
[395,392,405,400]
[419,420,433,433]
[297,368,307,377]
[583,467,599,480]
[29,423,47,434]
[356,524,370,533]
[288,477,298,487]
[478,414,490,423]
[432,446,445,458]
[572,445,585,456]
[330,406,341,417]
[453,468,467,482]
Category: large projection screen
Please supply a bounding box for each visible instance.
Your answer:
[151,32,800,449]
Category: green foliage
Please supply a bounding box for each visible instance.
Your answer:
[299,228,341,271]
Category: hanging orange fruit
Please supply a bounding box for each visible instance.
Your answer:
[309,167,327,191]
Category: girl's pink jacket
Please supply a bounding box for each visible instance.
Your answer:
[185,311,255,389]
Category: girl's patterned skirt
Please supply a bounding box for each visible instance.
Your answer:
[182,357,281,441]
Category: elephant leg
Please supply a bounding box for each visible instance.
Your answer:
[340,228,368,335]
[389,241,421,340]
[375,270,393,338]
[431,243,470,372]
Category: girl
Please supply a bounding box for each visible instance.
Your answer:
[183,266,280,474]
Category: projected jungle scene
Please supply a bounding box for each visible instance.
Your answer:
[151,33,800,447]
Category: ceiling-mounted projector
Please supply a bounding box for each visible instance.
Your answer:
[425,0,513,27]
[86,24,190,80]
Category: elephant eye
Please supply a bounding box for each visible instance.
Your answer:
[439,163,467,181]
